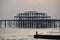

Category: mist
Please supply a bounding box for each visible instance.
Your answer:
[0,0,60,20]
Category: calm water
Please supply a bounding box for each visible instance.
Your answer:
[0,28,60,40]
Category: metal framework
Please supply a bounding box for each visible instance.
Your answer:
[0,11,60,28]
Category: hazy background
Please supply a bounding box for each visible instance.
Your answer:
[0,0,60,20]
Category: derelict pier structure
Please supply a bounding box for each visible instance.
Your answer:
[0,11,60,28]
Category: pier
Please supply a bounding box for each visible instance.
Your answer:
[0,11,60,28]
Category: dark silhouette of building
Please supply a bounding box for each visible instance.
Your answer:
[14,11,60,28]
[0,11,60,28]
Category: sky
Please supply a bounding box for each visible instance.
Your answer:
[0,0,60,20]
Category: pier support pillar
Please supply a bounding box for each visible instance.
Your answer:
[5,20,6,28]
[0,21,2,28]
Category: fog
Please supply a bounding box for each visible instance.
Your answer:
[0,0,60,20]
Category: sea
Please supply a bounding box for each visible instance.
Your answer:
[0,28,60,40]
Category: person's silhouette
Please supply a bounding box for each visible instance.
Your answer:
[36,31,38,35]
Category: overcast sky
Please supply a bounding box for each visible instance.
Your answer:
[0,0,60,20]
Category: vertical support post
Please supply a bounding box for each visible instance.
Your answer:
[50,20,52,28]
[16,20,17,28]
[58,21,60,28]
[9,21,10,28]
[41,21,42,28]
[19,14,23,28]
[21,18,22,28]
[22,18,23,28]
[14,20,15,28]
[57,21,59,28]
[21,14,22,28]
[47,21,48,28]
[28,16,29,28]
[5,20,6,28]
[22,18,24,28]
[46,21,47,28]
[18,20,19,28]
[54,21,55,28]
[36,20,38,28]
[29,20,31,28]
[32,17,33,28]
[59,21,60,28]
[0,21,1,28]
